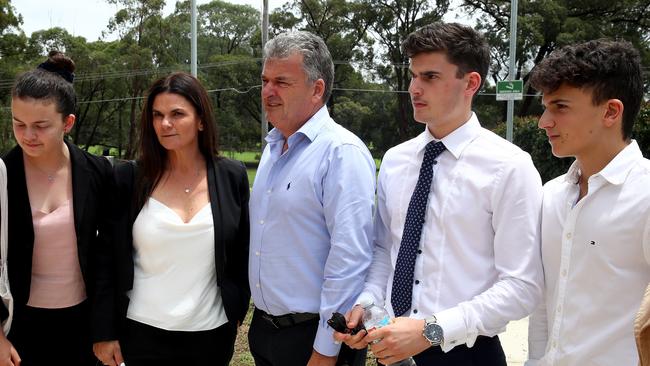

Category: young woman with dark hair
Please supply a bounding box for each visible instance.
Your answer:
[1,50,114,366]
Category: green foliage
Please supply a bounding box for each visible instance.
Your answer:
[494,116,572,183]
[632,103,650,159]
[494,103,650,184]
[462,0,650,116]
[1,0,649,159]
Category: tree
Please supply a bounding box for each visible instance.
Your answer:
[462,0,650,118]
[271,0,376,114]
[199,0,259,56]
[104,0,166,158]
[350,0,450,141]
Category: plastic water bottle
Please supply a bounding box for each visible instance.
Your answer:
[361,301,417,366]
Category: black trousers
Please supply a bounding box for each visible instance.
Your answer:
[120,318,238,366]
[248,308,366,366]
[8,301,97,366]
[410,335,507,366]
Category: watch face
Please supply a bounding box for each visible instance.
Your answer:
[425,323,443,345]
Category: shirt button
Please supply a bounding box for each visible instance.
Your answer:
[255,251,260,256]
[561,269,568,277]
[256,283,260,288]
[557,305,562,313]
[267,189,272,194]
[417,249,422,254]
[552,341,557,349]
[260,220,265,225]
[413,309,418,314]
[566,232,572,239]
[415,280,420,285]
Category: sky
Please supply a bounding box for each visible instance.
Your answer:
[13,0,288,42]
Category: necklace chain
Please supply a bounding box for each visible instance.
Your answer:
[27,157,67,184]
[169,168,201,194]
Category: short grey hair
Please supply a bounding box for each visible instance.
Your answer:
[263,30,334,103]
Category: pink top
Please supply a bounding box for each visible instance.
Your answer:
[27,200,86,308]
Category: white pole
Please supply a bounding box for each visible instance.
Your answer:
[261,0,269,148]
[506,0,518,142]
[191,0,197,77]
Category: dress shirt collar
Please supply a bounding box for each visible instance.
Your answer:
[419,112,481,160]
[265,105,329,145]
[564,140,643,185]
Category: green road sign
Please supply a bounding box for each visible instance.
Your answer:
[496,80,523,101]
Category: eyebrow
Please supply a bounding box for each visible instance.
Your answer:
[12,116,50,124]
[409,69,441,78]
[152,107,185,114]
[543,98,571,107]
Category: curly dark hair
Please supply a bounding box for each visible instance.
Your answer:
[529,39,643,140]
[402,22,490,91]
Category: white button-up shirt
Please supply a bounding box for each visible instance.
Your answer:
[359,113,544,351]
[527,140,650,366]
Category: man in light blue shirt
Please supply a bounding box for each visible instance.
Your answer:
[248,31,376,366]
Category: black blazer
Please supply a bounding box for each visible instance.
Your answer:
[1,142,115,325]
[96,156,250,341]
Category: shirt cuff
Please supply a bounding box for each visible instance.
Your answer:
[435,306,468,352]
[356,292,380,308]
[313,321,342,357]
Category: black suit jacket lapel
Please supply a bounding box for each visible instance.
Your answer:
[3,146,34,305]
[207,157,226,286]
[67,141,91,279]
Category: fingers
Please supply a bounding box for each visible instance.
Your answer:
[9,346,19,366]
[346,305,365,329]
[93,341,123,366]
[346,328,370,349]
[113,343,124,365]
[364,325,387,344]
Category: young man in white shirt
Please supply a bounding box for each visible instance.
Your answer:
[525,39,650,365]
[334,22,544,366]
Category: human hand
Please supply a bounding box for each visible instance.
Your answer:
[332,305,369,350]
[366,317,430,365]
[0,334,20,366]
[93,340,124,366]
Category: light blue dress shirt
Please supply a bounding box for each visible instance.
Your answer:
[249,106,376,357]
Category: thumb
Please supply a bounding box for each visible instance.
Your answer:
[114,344,125,365]
[347,305,365,328]
[10,346,20,366]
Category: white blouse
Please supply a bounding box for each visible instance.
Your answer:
[127,197,228,331]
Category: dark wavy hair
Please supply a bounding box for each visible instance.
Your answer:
[135,72,219,210]
[11,50,77,117]
[402,22,490,91]
[529,39,643,140]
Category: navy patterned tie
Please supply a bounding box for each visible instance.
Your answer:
[391,140,446,317]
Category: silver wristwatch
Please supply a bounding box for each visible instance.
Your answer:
[422,315,444,346]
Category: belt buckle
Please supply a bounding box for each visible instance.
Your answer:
[263,313,282,329]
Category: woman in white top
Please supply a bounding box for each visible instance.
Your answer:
[93,72,250,366]
[1,51,114,366]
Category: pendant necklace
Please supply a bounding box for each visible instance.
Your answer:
[182,169,201,194]
[28,158,66,184]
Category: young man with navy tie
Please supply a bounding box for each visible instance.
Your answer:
[335,22,544,366]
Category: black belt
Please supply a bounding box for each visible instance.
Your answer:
[255,308,319,329]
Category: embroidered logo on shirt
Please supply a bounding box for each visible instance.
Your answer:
[589,240,596,245]
[286,182,291,190]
